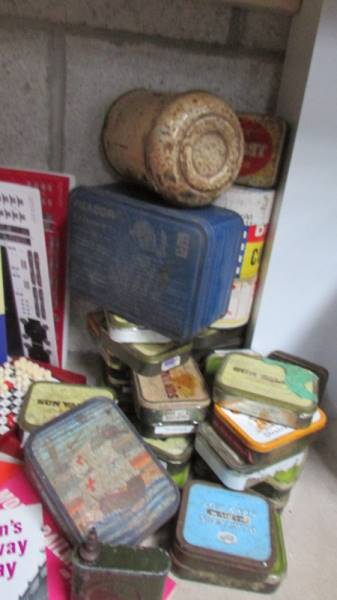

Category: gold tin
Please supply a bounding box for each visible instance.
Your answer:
[214,353,318,428]
[103,89,244,207]
[133,358,210,425]
[19,382,116,433]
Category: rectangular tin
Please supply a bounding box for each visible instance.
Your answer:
[252,483,291,512]
[135,419,197,438]
[71,544,170,600]
[142,435,193,465]
[195,429,307,491]
[268,350,329,402]
[18,382,116,433]
[192,326,244,351]
[133,358,210,425]
[24,397,180,546]
[173,480,276,581]
[70,183,243,341]
[87,311,192,376]
[213,405,326,465]
[105,312,171,344]
[213,353,319,428]
[236,115,287,189]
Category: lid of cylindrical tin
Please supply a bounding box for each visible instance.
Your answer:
[24,398,180,546]
[213,405,327,453]
[175,480,275,574]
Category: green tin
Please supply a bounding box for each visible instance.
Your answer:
[143,435,194,465]
[268,350,329,402]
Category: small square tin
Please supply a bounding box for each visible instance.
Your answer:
[213,405,327,465]
[18,382,116,434]
[133,358,210,426]
[88,311,192,376]
[173,480,276,581]
[105,312,171,344]
[236,115,287,189]
[24,397,180,546]
[268,350,329,402]
[213,353,319,428]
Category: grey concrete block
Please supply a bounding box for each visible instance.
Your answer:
[241,12,291,51]
[0,27,50,169]
[64,35,282,186]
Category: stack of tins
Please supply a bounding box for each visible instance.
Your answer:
[193,352,328,516]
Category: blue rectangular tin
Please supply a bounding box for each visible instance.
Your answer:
[69,184,243,341]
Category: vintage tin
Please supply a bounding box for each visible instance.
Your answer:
[87,311,192,376]
[168,462,190,488]
[136,418,197,438]
[192,326,244,351]
[24,397,180,545]
[18,382,116,434]
[71,184,243,342]
[203,349,260,382]
[133,358,210,426]
[252,483,291,513]
[236,115,287,188]
[143,435,194,465]
[105,312,171,344]
[172,480,276,582]
[214,353,319,428]
[268,350,329,402]
[72,533,170,600]
[210,277,257,329]
[213,405,327,465]
[103,89,244,207]
[171,506,286,592]
[195,429,307,491]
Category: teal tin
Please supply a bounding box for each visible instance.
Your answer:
[173,481,276,582]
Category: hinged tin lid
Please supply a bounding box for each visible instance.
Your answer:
[214,405,327,453]
[176,480,275,573]
[24,398,180,546]
[215,353,319,415]
[19,382,116,433]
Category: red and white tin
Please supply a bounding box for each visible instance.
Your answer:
[211,277,257,329]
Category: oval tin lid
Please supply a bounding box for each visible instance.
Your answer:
[215,353,319,415]
[214,405,327,453]
[175,480,275,573]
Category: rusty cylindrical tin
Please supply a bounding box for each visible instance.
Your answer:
[102,89,244,207]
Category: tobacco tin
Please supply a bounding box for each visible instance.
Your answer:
[136,419,197,438]
[72,543,170,600]
[133,358,210,425]
[268,350,329,402]
[213,353,319,428]
[143,435,193,465]
[236,115,287,188]
[88,311,192,376]
[173,480,276,580]
[192,326,244,351]
[18,382,116,433]
[24,397,180,545]
[210,277,257,328]
[105,312,171,344]
[213,404,326,463]
[195,432,307,491]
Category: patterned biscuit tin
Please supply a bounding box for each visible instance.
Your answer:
[18,382,116,433]
[213,405,326,464]
[72,535,170,600]
[210,277,257,329]
[133,358,210,425]
[102,89,244,207]
[105,312,171,344]
[24,398,180,545]
[173,480,276,581]
[213,353,319,428]
[268,350,329,402]
[236,115,287,188]
[143,435,193,465]
[70,183,243,341]
[87,311,192,376]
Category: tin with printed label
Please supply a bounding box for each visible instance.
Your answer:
[19,382,116,434]
[24,397,180,546]
[210,277,257,329]
[70,184,243,342]
[88,311,192,376]
[133,358,210,425]
[71,532,170,600]
[214,353,319,428]
[268,350,329,402]
[105,312,171,344]
[236,115,287,188]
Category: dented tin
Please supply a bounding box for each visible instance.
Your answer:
[236,115,287,188]
[214,353,319,428]
[18,382,116,434]
[71,539,170,600]
[213,405,327,464]
[133,358,210,425]
[173,481,276,582]
[105,312,171,344]
[24,398,180,546]
[103,89,244,207]
[268,350,329,402]
[88,311,192,376]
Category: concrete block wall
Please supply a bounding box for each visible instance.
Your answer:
[0,1,291,363]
